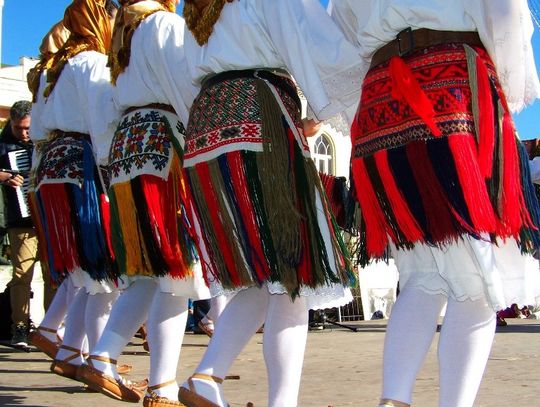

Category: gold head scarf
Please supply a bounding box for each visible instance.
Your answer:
[44,0,112,98]
[183,0,234,46]
[109,0,175,84]
[27,21,71,102]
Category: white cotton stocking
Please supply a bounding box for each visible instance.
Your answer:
[381,286,447,404]
[38,279,69,341]
[207,294,230,322]
[184,288,309,407]
[66,275,82,308]
[90,279,157,379]
[55,289,89,365]
[438,296,496,407]
[84,291,120,350]
[184,287,269,407]
[263,294,308,407]
[147,291,189,399]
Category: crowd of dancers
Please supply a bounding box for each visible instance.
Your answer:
[18,0,540,406]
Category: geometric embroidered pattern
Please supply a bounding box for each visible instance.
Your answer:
[185,78,263,161]
[353,44,491,158]
[184,76,303,164]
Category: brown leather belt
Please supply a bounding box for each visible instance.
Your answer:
[124,103,176,115]
[370,28,483,69]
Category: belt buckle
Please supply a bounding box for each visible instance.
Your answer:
[396,27,414,57]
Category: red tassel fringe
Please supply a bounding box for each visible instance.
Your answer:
[405,141,458,243]
[39,184,80,273]
[475,56,495,177]
[196,162,242,285]
[351,158,392,257]
[373,150,424,243]
[227,152,270,283]
[448,135,497,232]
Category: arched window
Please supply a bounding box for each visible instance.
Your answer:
[312,133,335,175]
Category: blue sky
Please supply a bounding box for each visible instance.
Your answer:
[2,0,538,139]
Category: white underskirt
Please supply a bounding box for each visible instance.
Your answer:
[70,269,117,295]
[391,235,540,311]
[114,263,211,300]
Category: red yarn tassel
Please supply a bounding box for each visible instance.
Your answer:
[99,194,115,262]
[475,56,495,178]
[389,56,442,137]
[39,184,79,273]
[499,113,529,235]
[227,152,270,283]
[373,150,424,243]
[406,142,457,243]
[448,135,496,232]
[196,162,242,286]
[141,175,184,276]
[351,158,392,257]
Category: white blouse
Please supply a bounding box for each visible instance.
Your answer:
[330,0,540,113]
[29,71,49,142]
[114,11,198,126]
[183,0,364,121]
[39,51,118,162]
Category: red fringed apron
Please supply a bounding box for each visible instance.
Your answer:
[351,42,540,265]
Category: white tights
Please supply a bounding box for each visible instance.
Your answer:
[147,291,189,399]
[184,287,309,407]
[90,278,157,379]
[39,277,81,342]
[381,286,496,407]
[85,291,120,350]
[55,289,88,365]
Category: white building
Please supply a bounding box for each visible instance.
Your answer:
[0,57,37,120]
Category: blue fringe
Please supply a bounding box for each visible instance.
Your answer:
[78,141,109,280]
[517,142,540,250]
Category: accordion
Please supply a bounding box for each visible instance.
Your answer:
[5,149,31,219]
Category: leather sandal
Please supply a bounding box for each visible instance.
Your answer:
[178,373,229,407]
[379,399,410,407]
[77,355,144,402]
[197,321,214,338]
[29,326,59,359]
[117,364,133,374]
[143,379,186,407]
[50,344,86,381]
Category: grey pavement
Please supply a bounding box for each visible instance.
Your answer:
[0,319,538,407]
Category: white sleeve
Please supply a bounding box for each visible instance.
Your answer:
[329,0,360,46]
[530,157,540,184]
[257,0,364,120]
[75,55,119,163]
[29,73,48,142]
[143,13,198,126]
[468,0,540,112]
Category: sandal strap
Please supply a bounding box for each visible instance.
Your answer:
[188,373,224,392]
[37,326,57,334]
[148,379,177,391]
[379,399,410,407]
[86,354,118,366]
[57,344,84,363]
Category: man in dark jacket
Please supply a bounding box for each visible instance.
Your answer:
[0,100,51,346]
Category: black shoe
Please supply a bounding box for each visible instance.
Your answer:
[11,324,28,347]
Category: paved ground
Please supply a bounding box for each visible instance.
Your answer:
[0,318,538,407]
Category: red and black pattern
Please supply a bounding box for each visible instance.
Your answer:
[350,43,540,264]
